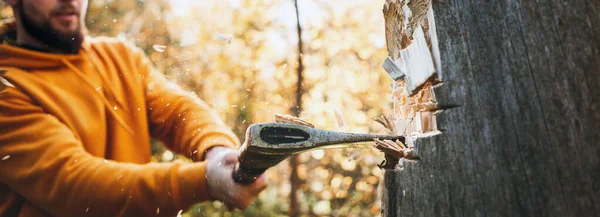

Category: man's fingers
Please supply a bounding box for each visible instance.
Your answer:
[246,173,268,194]
[227,175,266,210]
[205,148,268,212]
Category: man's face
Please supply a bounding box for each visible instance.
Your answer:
[13,0,87,53]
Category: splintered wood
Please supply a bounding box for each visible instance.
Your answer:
[376,81,438,137]
[384,0,440,136]
[374,115,419,169]
[393,81,438,136]
[373,138,417,169]
[375,0,441,169]
[384,0,439,96]
[273,114,315,128]
[383,0,441,97]
[374,139,415,159]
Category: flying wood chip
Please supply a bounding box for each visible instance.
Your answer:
[273,114,315,128]
[375,115,395,133]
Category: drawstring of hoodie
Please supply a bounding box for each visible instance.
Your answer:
[61,57,134,135]
[80,47,131,114]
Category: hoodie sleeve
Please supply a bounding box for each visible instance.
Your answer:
[0,86,214,217]
[134,46,240,161]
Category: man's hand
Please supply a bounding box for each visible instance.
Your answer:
[205,147,268,210]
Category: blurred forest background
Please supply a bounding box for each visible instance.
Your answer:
[1,0,392,216]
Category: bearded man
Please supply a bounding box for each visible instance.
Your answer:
[0,0,267,216]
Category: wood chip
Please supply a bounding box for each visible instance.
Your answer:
[213,33,233,43]
[374,138,404,158]
[375,115,395,133]
[273,114,315,128]
[373,138,416,166]
[152,44,167,52]
[333,108,345,128]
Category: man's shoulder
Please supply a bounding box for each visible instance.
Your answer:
[86,35,131,47]
[85,36,143,56]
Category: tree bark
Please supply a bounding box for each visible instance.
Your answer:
[382,0,600,216]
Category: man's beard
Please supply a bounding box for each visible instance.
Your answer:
[18,2,84,54]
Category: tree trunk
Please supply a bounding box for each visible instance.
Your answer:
[289,0,304,216]
[381,0,600,217]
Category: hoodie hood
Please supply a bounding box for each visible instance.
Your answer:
[0,19,89,69]
[0,18,134,133]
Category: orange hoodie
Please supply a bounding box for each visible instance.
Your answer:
[0,19,240,217]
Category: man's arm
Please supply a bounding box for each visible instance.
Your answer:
[130,43,267,209]
[0,87,211,217]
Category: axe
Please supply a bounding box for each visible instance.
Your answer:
[232,122,404,183]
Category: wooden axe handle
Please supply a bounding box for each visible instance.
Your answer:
[232,147,289,184]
